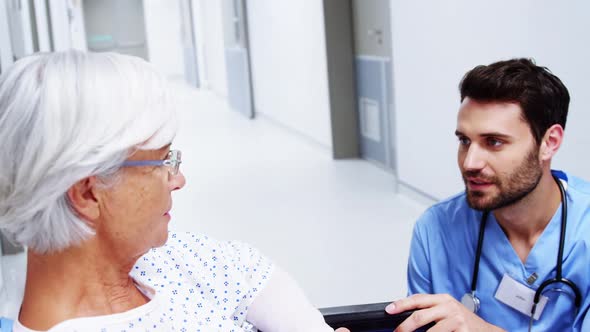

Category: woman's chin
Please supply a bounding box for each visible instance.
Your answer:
[152,221,171,248]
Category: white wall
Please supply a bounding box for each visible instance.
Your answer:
[390,0,590,200]
[247,1,333,147]
[196,0,228,97]
[143,0,185,80]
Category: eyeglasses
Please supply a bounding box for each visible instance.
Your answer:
[121,150,182,176]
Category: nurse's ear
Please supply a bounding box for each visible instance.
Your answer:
[539,124,564,162]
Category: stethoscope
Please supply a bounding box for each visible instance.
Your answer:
[460,175,582,331]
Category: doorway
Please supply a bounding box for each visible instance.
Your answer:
[179,0,200,87]
[221,0,254,118]
[352,0,396,172]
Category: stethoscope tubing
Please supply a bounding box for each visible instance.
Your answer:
[467,175,582,314]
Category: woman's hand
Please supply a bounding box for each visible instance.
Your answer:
[335,328,350,332]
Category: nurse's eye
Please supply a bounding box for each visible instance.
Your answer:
[458,136,471,146]
[486,137,503,148]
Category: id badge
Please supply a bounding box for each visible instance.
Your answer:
[494,274,549,320]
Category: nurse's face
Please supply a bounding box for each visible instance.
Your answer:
[455,98,543,211]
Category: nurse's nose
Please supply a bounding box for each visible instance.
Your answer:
[462,144,486,171]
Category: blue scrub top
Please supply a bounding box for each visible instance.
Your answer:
[407,170,590,331]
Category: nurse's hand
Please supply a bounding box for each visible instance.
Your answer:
[385,294,506,332]
[335,328,350,332]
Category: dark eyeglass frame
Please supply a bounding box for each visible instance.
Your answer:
[121,150,182,176]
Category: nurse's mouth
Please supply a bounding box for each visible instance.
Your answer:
[467,178,493,190]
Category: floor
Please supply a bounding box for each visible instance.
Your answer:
[169,85,427,308]
[0,84,428,319]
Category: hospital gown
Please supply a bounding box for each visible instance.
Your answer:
[13,233,333,332]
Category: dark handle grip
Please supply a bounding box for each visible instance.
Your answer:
[320,302,435,332]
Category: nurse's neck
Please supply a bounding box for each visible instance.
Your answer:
[493,172,562,263]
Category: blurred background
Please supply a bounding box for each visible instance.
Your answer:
[1,0,590,317]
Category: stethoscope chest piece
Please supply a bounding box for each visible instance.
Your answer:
[461,292,480,313]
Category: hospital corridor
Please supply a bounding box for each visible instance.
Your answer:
[2,0,590,331]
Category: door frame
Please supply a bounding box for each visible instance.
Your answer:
[322,0,360,159]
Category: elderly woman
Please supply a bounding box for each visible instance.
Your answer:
[0,51,346,331]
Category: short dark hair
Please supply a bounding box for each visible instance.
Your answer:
[459,58,569,145]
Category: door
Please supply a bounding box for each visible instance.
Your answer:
[352,0,396,172]
[33,0,52,52]
[48,0,87,51]
[0,0,14,73]
[179,0,200,87]
[5,0,35,59]
[221,0,254,118]
[190,0,208,88]
[0,0,53,74]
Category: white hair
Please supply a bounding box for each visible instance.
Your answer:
[0,51,178,254]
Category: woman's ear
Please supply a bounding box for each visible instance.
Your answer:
[67,176,100,222]
[539,124,564,162]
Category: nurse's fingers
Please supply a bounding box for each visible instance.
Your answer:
[393,303,450,332]
[422,317,467,332]
[386,293,455,314]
